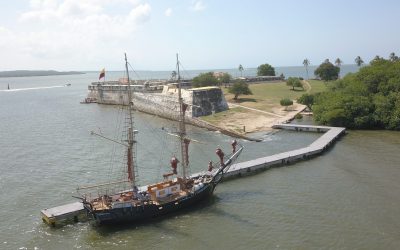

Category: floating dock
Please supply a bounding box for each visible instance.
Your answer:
[41,202,86,226]
[222,124,345,179]
[41,124,345,226]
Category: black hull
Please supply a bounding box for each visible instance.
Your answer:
[86,183,215,225]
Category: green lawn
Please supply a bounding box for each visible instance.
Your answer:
[307,80,328,94]
[201,107,245,124]
[221,80,327,112]
[201,80,327,126]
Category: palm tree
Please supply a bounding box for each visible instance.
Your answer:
[371,55,383,64]
[334,58,343,79]
[374,55,382,61]
[171,70,177,80]
[335,58,343,67]
[389,52,399,61]
[355,56,364,67]
[302,59,310,80]
[238,64,244,77]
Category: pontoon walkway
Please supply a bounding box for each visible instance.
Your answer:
[41,124,345,226]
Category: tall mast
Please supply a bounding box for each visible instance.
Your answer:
[124,53,136,188]
[176,54,189,179]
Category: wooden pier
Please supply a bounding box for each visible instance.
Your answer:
[41,124,345,226]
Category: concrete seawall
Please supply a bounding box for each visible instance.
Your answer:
[129,98,261,142]
[86,85,261,140]
[87,85,229,118]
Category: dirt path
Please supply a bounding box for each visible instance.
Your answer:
[302,80,312,92]
[209,102,306,134]
[228,103,284,118]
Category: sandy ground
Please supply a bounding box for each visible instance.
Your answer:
[213,102,306,134]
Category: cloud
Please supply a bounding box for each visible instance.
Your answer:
[21,0,148,21]
[7,0,152,69]
[165,7,172,17]
[0,26,10,34]
[191,1,205,11]
[0,26,14,46]
[127,3,151,23]
[29,0,57,9]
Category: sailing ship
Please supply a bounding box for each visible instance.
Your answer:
[78,54,243,225]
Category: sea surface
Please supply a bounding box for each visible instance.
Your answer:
[0,68,399,249]
[81,64,359,81]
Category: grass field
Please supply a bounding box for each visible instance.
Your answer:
[221,80,327,112]
[307,80,328,94]
[201,80,327,128]
[201,107,246,124]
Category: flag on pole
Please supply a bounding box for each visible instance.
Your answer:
[99,68,105,80]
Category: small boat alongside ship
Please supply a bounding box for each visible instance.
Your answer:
[76,54,243,225]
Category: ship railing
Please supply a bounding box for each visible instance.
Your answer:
[76,180,132,200]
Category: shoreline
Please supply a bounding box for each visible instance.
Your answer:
[92,99,307,142]
[199,102,307,138]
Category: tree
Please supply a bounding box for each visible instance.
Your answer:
[371,55,384,64]
[355,56,364,67]
[219,73,232,87]
[324,59,330,63]
[314,61,340,81]
[238,64,244,77]
[171,71,177,80]
[312,59,400,129]
[257,63,275,76]
[389,52,399,62]
[335,58,343,67]
[228,80,252,100]
[286,77,303,90]
[335,58,343,78]
[280,98,293,111]
[192,72,219,87]
[303,58,310,80]
[298,93,314,110]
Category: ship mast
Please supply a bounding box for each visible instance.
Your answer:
[124,53,137,189]
[176,54,189,179]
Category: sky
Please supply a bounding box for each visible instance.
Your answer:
[0,0,399,71]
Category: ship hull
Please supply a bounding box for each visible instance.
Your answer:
[86,182,215,225]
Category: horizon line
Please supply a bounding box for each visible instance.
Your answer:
[1,64,360,73]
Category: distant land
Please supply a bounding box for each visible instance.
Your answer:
[0,70,85,78]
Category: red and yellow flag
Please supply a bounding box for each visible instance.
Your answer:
[99,68,105,80]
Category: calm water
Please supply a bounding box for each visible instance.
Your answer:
[0,71,399,249]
